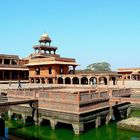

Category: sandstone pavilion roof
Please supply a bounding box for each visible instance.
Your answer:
[26,33,78,66]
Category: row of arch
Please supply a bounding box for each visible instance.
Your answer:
[57,76,117,85]
[30,76,117,85]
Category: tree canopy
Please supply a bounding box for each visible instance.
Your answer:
[86,62,111,71]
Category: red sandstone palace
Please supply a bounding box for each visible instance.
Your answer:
[0,33,139,85]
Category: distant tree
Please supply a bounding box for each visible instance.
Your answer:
[86,62,111,71]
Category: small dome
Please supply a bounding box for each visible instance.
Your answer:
[41,33,49,38]
[39,33,51,44]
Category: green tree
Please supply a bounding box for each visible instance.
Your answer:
[86,62,111,71]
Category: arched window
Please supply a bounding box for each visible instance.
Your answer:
[65,77,71,84]
[72,77,79,84]
[58,77,63,84]
[81,77,88,85]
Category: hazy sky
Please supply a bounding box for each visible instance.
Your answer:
[0,0,140,70]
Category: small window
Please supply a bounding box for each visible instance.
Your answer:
[35,67,40,75]
[49,67,52,74]
[4,59,10,64]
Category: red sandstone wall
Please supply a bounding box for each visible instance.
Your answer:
[29,64,69,77]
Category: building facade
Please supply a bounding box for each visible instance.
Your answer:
[26,33,78,84]
[0,54,28,81]
[118,68,140,80]
[26,33,119,85]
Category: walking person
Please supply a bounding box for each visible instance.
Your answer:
[18,80,22,88]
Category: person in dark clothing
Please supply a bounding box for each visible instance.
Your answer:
[113,101,121,121]
[18,80,22,88]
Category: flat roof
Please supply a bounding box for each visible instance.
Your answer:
[26,61,78,66]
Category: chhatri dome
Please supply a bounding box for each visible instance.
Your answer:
[39,33,51,45]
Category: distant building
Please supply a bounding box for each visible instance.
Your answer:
[0,54,28,81]
[118,68,140,80]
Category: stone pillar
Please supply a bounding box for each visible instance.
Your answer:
[127,107,131,117]
[106,114,110,124]
[72,122,84,135]
[8,110,12,119]
[34,78,37,83]
[2,59,4,65]
[21,114,26,123]
[96,77,99,85]
[45,78,48,84]
[53,78,56,84]
[107,77,110,85]
[29,78,32,83]
[34,115,42,126]
[70,77,72,84]
[95,116,101,128]
[50,119,57,130]
[79,78,81,85]
[10,59,12,65]
[40,78,42,84]
[88,78,91,85]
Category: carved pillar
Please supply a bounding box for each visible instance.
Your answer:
[95,116,101,128]
[72,122,84,135]
[50,119,57,130]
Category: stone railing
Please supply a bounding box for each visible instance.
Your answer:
[111,88,131,97]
